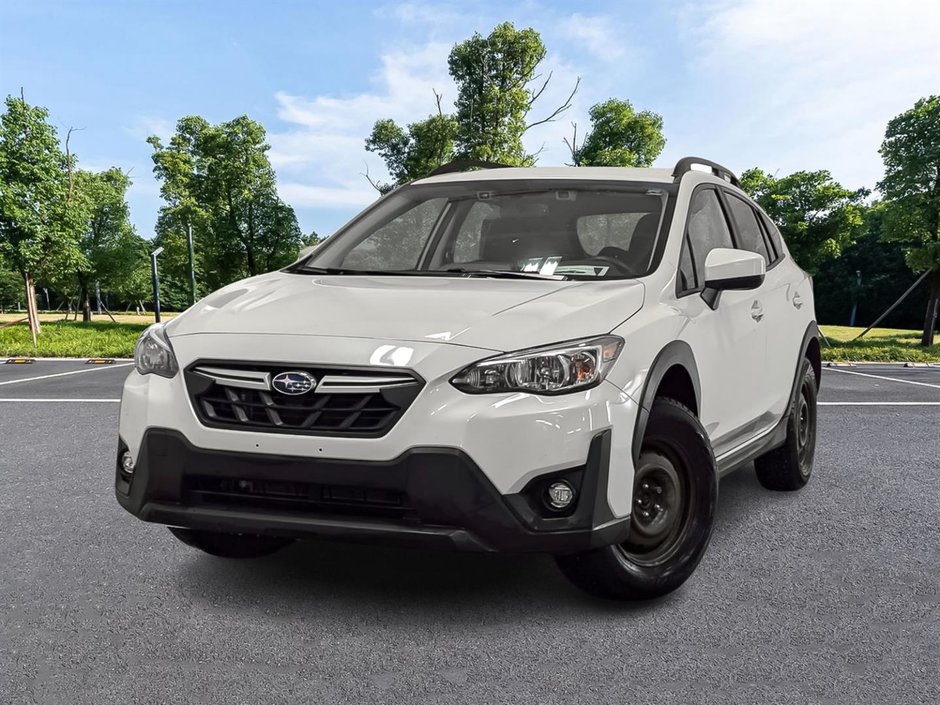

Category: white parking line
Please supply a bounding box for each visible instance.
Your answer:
[0,363,132,387]
[819,401,940,406]
[825,367,940,390]
[0,398,120,403]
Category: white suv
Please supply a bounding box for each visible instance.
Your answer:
[117,157,820,600]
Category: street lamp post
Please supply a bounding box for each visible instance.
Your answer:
[186,222,196,306]
[150,246,165,323]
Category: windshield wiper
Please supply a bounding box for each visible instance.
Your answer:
[297,266,427,276]
[443,267,568,281]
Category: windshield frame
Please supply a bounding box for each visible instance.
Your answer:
[288,179,678,281]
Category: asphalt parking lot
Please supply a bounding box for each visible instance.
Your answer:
[1,361,938,704]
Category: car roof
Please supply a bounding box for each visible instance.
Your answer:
[413,166,676,185]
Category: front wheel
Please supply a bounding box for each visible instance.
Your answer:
[555,398,718,600]
[168,527,293,559]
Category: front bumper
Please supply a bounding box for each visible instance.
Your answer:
[116,428,630,553]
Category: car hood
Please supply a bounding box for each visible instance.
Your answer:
[166,272,645,352]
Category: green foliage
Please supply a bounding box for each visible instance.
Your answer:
[878,95,940,346]
[149,115,303,303]
[740,168,868,274]
[0,319,146,357]
[366,22,577,187]
[878,96,940,273]
[814,203,926,329]
[819,325,940,363]
[365,114,458,191]
[449,22,548,165]
[0,264,21,309]
[0,95,88,282]
[59,168,150,315]
[573,99,665,167]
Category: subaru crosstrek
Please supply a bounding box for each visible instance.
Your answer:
[116,157,820,600]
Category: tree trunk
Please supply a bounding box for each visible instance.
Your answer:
[921,271,940,347]
[80,284,92,323]
[23,272,40,345]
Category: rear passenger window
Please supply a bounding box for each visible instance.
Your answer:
[726,194,771,263]
[759,212,785,262]
[679,188,734,292]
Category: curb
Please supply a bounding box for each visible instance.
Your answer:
[824,361,940,367]
[3,357,133,363]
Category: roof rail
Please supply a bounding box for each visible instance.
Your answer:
[672,157,739,187]
[426,159,513,177]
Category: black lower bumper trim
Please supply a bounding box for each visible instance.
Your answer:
[115,428,629,554]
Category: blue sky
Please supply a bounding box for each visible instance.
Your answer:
[2,0,938,240]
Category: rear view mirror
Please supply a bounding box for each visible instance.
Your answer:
[703,248,765,291]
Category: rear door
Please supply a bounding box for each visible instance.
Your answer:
[675,186,766,454]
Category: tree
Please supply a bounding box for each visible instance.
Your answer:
[568,99,666,167]
[878,95,940,346]
[149,115,304,301]
[814,202,926,329]
[740,168,868,274]
[365,110,458,193]
[449,22,575,164]
[365,22,577,188]
[0,263,21,312]
[65,168,145,321]
[0,95,88,343]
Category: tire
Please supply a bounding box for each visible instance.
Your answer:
[555,398,718,600]
[754,357,817,491]
[168,527,293,559]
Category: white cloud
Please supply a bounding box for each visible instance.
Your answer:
[673,0,940,189]
[567,13,627,62]
[267,24,595,215]
[124,116,174,143]
[267,41,454,211]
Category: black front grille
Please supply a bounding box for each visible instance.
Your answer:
[185,362,423,437]
[183,475,409,519]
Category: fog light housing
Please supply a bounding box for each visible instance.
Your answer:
[545,480,575,510]
[120,451,135,475]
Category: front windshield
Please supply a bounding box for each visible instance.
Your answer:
[299,180,670,280]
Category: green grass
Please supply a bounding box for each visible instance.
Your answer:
[0,320,147,358]
[1,318,937,362]
[820,325,940,362]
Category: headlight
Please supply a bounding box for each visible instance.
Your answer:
[133,323,179,378]
[451,335,623,395]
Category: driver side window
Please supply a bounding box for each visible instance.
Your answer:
[678,188,734,294]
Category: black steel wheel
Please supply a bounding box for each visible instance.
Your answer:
[555,398,718,600]
[168,527,293,559]
[755,357,817,491]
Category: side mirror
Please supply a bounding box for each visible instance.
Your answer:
[703,248,765,291]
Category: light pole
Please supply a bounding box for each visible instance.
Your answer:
[150,246,165,323]
[186,221,196,306]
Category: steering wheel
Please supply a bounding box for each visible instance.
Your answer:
[597,246,633,263]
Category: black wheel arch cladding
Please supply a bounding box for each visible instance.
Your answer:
[631,340,701,464]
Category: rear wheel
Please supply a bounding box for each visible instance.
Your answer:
[754,358,817,491]
[555,398,717,600]
[168,527,293,559]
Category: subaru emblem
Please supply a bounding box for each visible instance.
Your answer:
[271,371,316,395]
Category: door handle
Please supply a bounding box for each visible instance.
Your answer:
[750,300,764,321]
[792,293,803,309]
